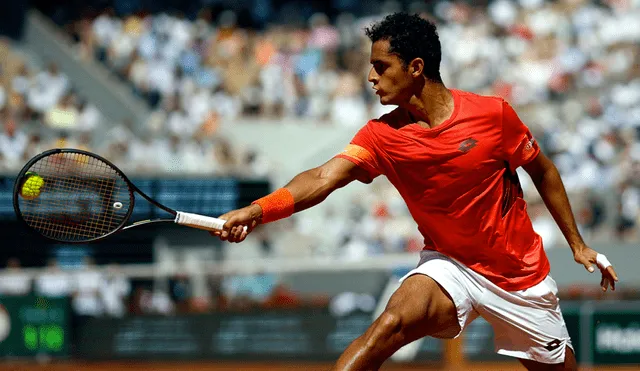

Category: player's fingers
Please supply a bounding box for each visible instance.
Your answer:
[577,255,595,273]
[601,277,610,292]
[221,216,239,239]
[226,226,238,242]
[604,269,617,291]
[222,220,233,233]
[237,229,249,242]
[218,213,231,226]
[230,225,245,242]
[595,253,612,271]
[235,225,245,241]
[209,215,229,237]
[220,222,234,240]
[220,230,229,239]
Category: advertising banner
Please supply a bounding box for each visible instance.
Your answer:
[75,309,443,361]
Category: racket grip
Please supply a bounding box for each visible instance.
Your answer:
[174,211,247,232]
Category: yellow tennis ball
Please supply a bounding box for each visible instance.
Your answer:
[20,172,45,200]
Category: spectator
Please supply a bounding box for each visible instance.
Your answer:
[27,63,68,115]
[72,257,104,317]
[223,271,278,309]
[76,99,102,133]
[0,115,28,170]
[263,283,301,309]
[44,93,80,131]
[331,71,367,127]
[148,288,175,315]
[0,258,31,296]
[11,63,31,96]
[35,259,73,298]
[100,264,131,318]
[171,275,192,312]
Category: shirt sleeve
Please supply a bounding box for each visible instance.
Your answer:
[501,101,540,172]
[334,123,383,182]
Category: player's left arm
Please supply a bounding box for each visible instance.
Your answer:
[501,99,618,291]
[522,152,619,291]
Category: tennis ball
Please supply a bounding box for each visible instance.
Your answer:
[20,172,45,200]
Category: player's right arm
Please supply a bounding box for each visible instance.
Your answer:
[284,157,372,212]
[213,157,371,243]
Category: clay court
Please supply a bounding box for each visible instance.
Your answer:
[2,361,638,371]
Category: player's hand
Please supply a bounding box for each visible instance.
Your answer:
[573,245,619,292]
[210,204,262,243]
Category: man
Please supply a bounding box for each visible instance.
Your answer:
[211,13,618,371]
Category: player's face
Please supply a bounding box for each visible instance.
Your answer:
[368,40,415,106]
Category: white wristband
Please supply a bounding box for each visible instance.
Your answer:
[596,253,611,270]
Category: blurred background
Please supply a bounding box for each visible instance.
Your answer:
[0,0,639,369]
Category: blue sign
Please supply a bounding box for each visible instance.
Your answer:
[0,176,260,220]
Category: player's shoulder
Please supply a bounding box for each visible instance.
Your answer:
[370,107,411,129]
[454,89,506,112]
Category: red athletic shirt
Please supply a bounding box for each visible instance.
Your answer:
[336,89,549,291]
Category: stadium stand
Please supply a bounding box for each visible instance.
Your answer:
[62,0,640,247]
[3,0,640,315]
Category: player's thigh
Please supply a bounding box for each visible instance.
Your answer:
[382,274,460,341]
[480,275,573,365]
[519,346,577,371]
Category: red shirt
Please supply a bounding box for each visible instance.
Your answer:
[336,89,549,291]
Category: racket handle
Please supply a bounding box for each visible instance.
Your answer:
[174,211,248,232]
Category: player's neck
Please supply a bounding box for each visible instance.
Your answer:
[405,84,454,129]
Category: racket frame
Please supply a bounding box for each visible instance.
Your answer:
[13,148,178,244]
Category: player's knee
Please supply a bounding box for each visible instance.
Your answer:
[365,311,405,349]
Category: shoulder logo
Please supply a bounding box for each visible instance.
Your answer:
[524,137,535,152]
[458,138,478,153]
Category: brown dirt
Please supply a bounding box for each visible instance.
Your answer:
[1,361,638,371]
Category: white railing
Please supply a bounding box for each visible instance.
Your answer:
[1,243,638,286]
[0,253,418,279]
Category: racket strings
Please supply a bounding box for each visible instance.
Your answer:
[18,152,133,242]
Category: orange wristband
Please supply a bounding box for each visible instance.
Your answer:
[251,188,295,224]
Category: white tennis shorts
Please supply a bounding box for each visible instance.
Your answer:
[399,250,574,364]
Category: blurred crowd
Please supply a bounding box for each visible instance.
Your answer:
[0,39,265,176]
[0,0,638,279]
[70,7,396,128]
[0,256,326,317]
[0,41,101,172]
[61,0,640,246]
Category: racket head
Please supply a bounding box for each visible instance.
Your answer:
[13,148,136,243]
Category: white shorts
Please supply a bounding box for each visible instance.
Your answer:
[399,250,574,364]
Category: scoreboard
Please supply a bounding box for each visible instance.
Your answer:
[0,295,70,357]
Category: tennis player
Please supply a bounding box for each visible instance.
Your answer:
[212,12,618,371]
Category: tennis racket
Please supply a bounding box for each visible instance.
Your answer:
[13,148,242,243]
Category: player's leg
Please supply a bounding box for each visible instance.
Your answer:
[330,274,460,371]
[519,346,577,371]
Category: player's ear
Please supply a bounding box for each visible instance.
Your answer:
[409,58,424,77]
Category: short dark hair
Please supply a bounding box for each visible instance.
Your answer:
[365,13,442,83]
